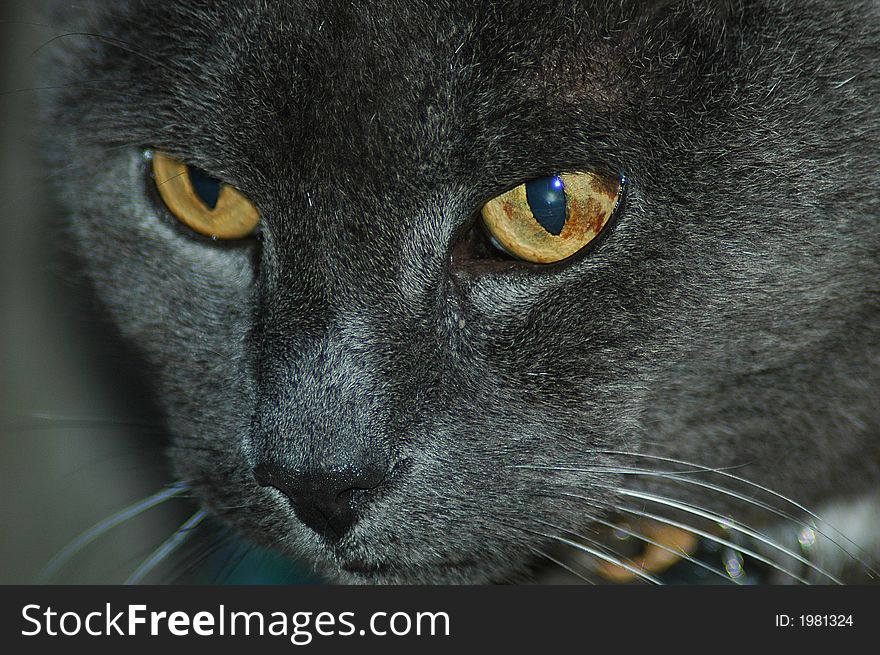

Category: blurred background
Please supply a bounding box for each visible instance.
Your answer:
[0,0,180,584]
[0,0,311,585]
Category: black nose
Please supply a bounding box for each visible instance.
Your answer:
[253,463,385,544]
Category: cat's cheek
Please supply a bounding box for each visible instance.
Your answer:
[64,148,265,464]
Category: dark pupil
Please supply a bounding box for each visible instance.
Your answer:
[188,166,222,209]
[525,175,566,235]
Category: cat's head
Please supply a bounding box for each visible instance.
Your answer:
[41,0,879,583]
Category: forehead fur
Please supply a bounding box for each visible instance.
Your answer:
[45,1,741,180]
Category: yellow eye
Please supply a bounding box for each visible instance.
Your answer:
[480,172,622,264]
[151,151,260,239]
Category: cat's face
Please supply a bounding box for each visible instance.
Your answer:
[42,0,879,583]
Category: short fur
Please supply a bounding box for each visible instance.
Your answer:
[40,0,880,583]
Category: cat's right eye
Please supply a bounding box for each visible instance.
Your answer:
[480,171,622,264]
[151,151,261,239]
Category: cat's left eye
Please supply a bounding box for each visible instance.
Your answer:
[480,171,622,264]
[151,151,260,239]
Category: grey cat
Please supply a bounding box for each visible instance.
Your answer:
[39,0,879,583]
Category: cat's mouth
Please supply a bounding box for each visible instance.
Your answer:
[326,545,486,583]
[339,558,388,575]
[335,559,486,584]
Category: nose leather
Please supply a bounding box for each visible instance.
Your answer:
[253,463,385,544]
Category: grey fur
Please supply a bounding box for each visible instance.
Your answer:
[39,0,879,583]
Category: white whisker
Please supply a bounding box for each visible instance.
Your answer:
[573,508,738,584]
[527,521,663,585]
[610,501,813,584]
[528,546,597,584]
[37,482,190,583]
[597,450,874,567]
[595,466,879,578]
[521,450,877,579]
[615,488,843,583]
[125,510,208,585]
